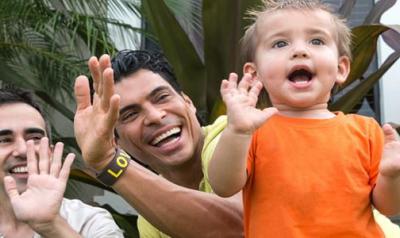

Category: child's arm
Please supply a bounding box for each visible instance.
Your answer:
[373,124,400,216]
[208,73,277,197]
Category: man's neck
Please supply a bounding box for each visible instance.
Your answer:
[163,158,203,190]
[160,134,205,190]
[0,193,34,238]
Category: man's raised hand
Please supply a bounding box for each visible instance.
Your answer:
[74,55,120,171]
[3,138,74,225]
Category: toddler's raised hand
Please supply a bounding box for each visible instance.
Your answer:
[221,73,277,135]
[380,124,400,178]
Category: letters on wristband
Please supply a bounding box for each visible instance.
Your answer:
[96,148,130,186]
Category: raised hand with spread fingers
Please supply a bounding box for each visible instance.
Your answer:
[208,73,277,197]
[373,124,400,216]
[380,124,400,178]
[74,55,120,171]
[3,137,77,237]
[221,73,278,135]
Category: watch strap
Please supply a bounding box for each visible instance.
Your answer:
[96,148,130,186]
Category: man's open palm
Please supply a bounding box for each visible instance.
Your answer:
[4,138,74,224]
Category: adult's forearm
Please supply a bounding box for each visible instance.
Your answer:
[31,215,81,238]
[373,175,400,216]
[113,162,244,238]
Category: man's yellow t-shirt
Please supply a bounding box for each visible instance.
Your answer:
[137,116,227,238]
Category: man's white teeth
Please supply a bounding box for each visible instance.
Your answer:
[152,127,181,145]
[11,166,28,173]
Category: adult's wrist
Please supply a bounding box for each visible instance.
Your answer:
[84,147,116,172]
[30,215,78,238]
[96,148,131,186]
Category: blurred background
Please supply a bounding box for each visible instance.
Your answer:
[0,0,399,237]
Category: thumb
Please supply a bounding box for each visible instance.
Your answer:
[382,123,398,144]
[3,176,20,200]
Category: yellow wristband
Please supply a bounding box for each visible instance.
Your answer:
[96,148,130,186]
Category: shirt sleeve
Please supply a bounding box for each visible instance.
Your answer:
[59,199,124,238]
[137,215,165,238]
[201,116,227,193]
[373,209,400,238]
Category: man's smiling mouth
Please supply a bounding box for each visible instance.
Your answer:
[9,165,28,174]
[150,127,182,147]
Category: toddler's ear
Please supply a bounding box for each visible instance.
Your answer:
[336,56,351,84]
[243,62,258,80]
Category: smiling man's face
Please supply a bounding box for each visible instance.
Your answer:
[115,69,203,174]
[0,103,46,194]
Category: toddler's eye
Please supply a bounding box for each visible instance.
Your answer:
[311,39,324,45]
[273,41,288,48]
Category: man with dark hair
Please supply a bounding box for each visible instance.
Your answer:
[0,88,123,238]
[111,50,205,125]
[112,50,181,92]
[74,50,243,237]
[0,87,52,139]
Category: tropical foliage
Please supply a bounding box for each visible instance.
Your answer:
[0,0,140,153]
[142,0,400,122]
[0,0,140,237]
[1,0,400,236]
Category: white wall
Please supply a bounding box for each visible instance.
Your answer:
[379,1,400,124]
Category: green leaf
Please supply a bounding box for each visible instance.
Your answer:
[142,0,207,112]
[339,25,389,91]
[57,137,80,153]
[34,90,75,120]
[202,0,261,116]
[330,49,400,112]
[209,98,226,121]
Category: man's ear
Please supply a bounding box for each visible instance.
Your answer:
[336,56,351,84]
[243,62,258,79]
[182,93,196,113]
[112,133,118,147]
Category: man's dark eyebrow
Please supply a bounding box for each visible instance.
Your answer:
[119,86,171,115]
[148,86,170,99]
[25,128,46,136]
[0,129,13,136]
